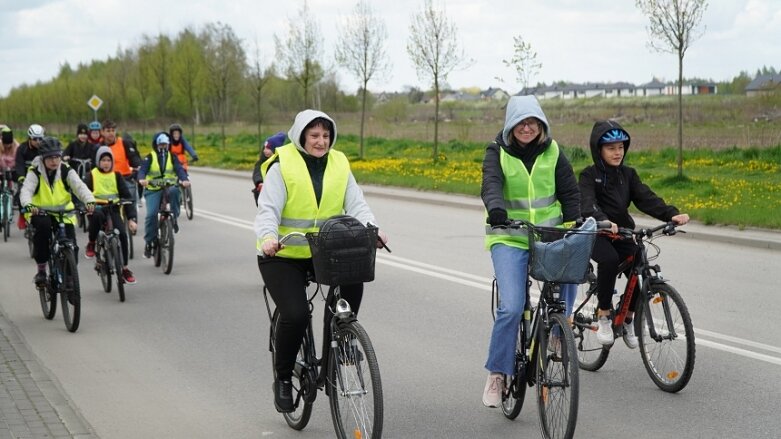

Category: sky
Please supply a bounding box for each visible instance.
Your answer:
[1,0,780,98]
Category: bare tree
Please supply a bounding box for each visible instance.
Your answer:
[636,0,708,177]
[501,35,542,93]
[407,0,470,161]
[249,38,271,151]
[274,0,324,108]
[336,0,390,159]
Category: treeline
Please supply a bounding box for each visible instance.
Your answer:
[0,22,359,133]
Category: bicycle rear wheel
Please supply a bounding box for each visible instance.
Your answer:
[97,241,112,293]
[270,309,314,430]
[159,218,174,274]
[536,312,579,439]
[328,320,383,439]
[59,247,81,333]
[110,237,125,302]
[572,275,610,371]
[501,325,527,420]
[183,185,193,220]
[636,283,695,393]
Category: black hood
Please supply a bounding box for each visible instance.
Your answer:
[589,120,631,167]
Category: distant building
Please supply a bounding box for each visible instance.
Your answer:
[480,87,510,101]
[745,74,781,97]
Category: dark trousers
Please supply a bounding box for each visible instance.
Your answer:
[88,208,130,266]
[257,256,363,381]
[592,235,640,312]
[31,216,76,264]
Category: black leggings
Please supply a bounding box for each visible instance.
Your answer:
[88,208,130,266]
[31,216,77,264]
[257,256,363,381]
[592,235,640,312]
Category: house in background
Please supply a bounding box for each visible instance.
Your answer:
[480,87,510,101]
[745,74,781,96]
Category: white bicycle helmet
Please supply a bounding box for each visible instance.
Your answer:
[27,124,45,139]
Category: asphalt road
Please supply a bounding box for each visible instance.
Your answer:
[0,169,780,438]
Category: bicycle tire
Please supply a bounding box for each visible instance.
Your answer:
[501,324,527,420]
[97,241,112,293]
[1,194,10,242]
[38,269,57,320]
[328,320,383,439]
[160,218,174,274]
[572,275,610,371]
[636,283,695,393]
[184,185,193,220]
[270,309,315,430]
[59,247,81,333]
[110,237,125,302]
[536,312,579,439]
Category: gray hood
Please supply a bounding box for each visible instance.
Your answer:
[502,95,550,146]
[287,109,337,154]
[95,145,114,164]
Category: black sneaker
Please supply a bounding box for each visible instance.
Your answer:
[273,379,294,413]
[173,221,179,233]
[34,271,47,286]
[144,243,152,259]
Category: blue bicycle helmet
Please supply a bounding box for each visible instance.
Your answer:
[599,128,629,145]
[88,121,102,131]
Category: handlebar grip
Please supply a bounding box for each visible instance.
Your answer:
[596,220,613,230]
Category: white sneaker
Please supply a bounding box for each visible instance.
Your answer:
[482,373,503,408]
[623,321,639,349]
[596,317,614,346]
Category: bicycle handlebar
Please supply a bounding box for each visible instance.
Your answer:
[605,221,685,241]
[147,178,178,186]
[94,199,134,206]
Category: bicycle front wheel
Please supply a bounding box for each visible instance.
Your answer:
[183,185,193,220]
[38,271,57,320]
[636,283,695,393]
[59,248,81,333]
[328,321,383,439]
[1,194,10,242]
[97,242,112,293]
[572,278,610,371]
[537,312,579,439]
[110,237,125,302]
[159,218,175,274]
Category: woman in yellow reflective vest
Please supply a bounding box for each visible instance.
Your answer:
[480,96,581,408]
[20,137,95,285]
[254,109,388,413]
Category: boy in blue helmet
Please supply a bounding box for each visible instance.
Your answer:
[579,120,690,348]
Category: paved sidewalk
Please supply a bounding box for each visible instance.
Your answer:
[0,311,95,439]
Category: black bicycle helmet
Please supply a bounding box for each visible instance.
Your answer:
[38,137,64,158]
[169,123,183,134]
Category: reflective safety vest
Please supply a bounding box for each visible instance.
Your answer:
[257,143,349,259]
[91,168,119,201]
[110,137,132,177]
[485,140,563,250]
[146,151,176,191]
[28,167,76,224]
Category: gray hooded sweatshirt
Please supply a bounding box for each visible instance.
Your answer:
[254,109,376,251]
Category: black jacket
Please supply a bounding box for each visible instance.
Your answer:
[579,120,679,229]
[14,141,39,182]
[481,131,580,222]
[64,140,98,175]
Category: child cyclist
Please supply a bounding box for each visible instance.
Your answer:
[579,120,689,348]
[85,146,138,284]
[20,137,95,285]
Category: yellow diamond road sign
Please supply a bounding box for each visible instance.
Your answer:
[87,95,103,111]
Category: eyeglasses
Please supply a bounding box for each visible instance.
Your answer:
[517,119,539,130]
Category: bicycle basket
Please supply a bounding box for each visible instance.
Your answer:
[528,217,597,284]
[306,215,379,285]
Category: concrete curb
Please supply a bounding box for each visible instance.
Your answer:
[190,167,781,252]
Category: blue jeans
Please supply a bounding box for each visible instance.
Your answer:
[485,244,578,376]
[143,187,180,244]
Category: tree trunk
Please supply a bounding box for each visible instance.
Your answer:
[677,53,684,178]
[433,78,440,163]
[359,81,368,160]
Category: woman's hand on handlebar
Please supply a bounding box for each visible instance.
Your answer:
[671,213,689,226]
[262,238,283,257]
[377,230,389,250]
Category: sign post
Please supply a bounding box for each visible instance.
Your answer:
[87,95,103,122]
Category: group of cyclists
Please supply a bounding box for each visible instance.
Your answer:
[0,120,198,288]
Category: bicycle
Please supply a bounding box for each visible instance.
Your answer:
[180,180,193,220]
[147,178,178,274]
[0,169,13,242]
[93,199,133,302]
[571,221,695,393]
[490,217,598,439]
[263,220,389,438]
[30,207,83,333]
[70,158,92,233]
